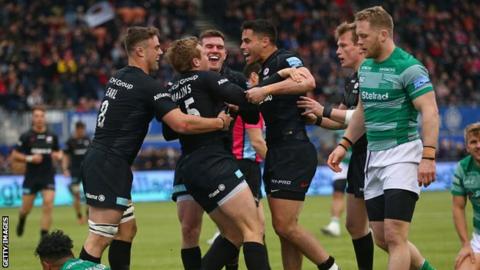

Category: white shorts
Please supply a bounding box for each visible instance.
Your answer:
[332,162,349,181]
[471,232,480,253]
[364,140,422,200]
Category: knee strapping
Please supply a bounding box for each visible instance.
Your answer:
[88,220,118,238]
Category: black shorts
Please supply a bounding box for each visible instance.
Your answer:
[346,150,366,197]
[82,147,132,211]
[365,189,419,222]
[176,145,249,213]
[22,175,55,195]
[236,159,262,201]
[263,140,317,201]
[172,155,188,202]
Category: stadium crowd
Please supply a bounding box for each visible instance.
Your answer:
[207,0,480,106]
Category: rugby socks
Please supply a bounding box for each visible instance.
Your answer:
[202,236,239,270]
[181,246,202,270]
[352,231,374,270]
[16,213,26,237]
[40,229,48,238]
[243,242,268,270]
[420,259,436,270]
[109,240,132,270]
[225,254,239,270]
[80,247,101,264]
[318,256,339,270]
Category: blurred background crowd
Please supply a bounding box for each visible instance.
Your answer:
[0,0,475,173]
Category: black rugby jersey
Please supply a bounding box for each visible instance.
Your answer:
[92,66,177,164]
[64,136,90,177]
[341,72,367,153]
[167,70,258,154]
[16,129,59,179]
[257,49,308,144]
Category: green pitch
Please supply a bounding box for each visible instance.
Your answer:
[5,191,465,269]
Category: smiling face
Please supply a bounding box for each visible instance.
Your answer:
[240,29,265,64]
[336,30,363,69]
[355,20,382,59]
[201,36,226,72]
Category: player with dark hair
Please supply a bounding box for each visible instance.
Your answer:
[79,26,232,269]
[12,106,63,238]
[36,230,110,270]
[63,121,90,224]
[241,19,339,270]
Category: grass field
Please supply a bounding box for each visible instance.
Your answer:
[4,191,468,269]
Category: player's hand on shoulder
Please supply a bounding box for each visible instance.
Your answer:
[297,96,324,117]
[217,111,233,131]
[418,159,436,187]
[246,87,268,104]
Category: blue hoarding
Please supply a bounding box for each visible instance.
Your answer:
[0,163,457,208]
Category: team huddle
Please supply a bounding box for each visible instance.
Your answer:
[13,5,480,270]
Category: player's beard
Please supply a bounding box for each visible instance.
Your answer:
[149,59,159,72]
[367,36,382,59]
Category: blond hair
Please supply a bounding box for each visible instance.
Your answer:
[166,37,201,73]
[465,122,480,142]
[335,22,358,44]
[355,6,394,37]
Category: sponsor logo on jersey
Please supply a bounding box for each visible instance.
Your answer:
[259,95,273,104]
[153,92,171,101]
[263,68,269,76]
[217,78,229,85]
[286,57,302,68]
[361,91,389,101]
[109,77,134,89]
[46,136,53,143]
[413,75,430,90]
[31,148,53,154]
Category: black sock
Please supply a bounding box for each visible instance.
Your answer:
[202,236,239,270]
[225,252,239,270]
[318,256,335,270]
[181,246,202,270]
[80,247,101,264]
[40,229,48,237]
[263,234,271,270]
[352,232,374,270]
[77,212,83,219]
[16,214,26,236]
[243,242,268,270]
[108,240,132,270]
